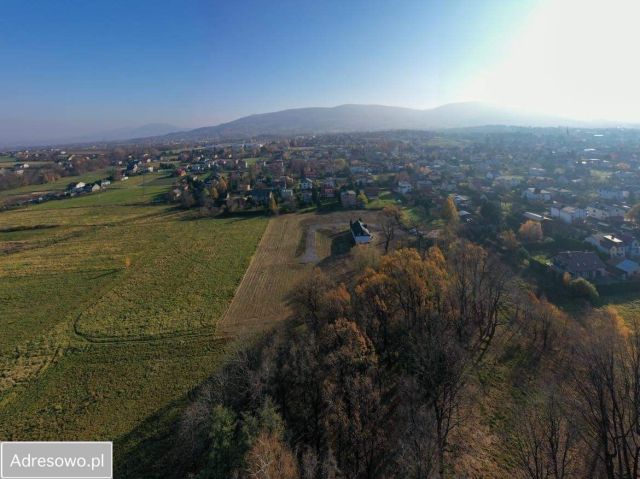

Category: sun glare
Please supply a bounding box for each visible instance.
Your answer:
[463,0,640,121]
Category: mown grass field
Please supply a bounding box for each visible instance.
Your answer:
[217,213,311,337]
[0,174,268,472]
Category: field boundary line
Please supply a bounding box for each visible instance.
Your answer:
[217,217,274,334]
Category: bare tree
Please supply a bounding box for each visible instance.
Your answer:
[380,205,402,253]
[571,312,640,479]
[512,391,578,479]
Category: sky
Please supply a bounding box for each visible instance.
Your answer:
[2,0,640,145]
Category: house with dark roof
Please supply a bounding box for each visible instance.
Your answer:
[586,234,626,259]
[350,218,372,244]
[551,251,606,280]
[608,258,640,280]
[249,188,273,206]
[341,190,357,208]
[619,234,640,258]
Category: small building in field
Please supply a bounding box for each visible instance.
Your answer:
[350,218,372,244]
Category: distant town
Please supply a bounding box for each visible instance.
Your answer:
[4,128,640,291]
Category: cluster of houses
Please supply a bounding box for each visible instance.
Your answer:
[66,179,111,195]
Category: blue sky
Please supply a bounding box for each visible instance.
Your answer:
[6,0,638,144]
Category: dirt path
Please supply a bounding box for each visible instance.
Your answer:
[300,223,344,264]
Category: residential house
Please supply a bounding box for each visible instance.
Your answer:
[588,203,628,221]
[529,167,546,176]
[250,188,273,206]
[396,181,413,195]
[350,165,368,174]
[300,178,314,190]
[237,182,251,192]
[606,205,628,220]
[67,182,86,192]
[522,187,552,202]
[350,219,372,244]
[586,234,626,259]
[620,234,640,257]
[550,205,586,224]
[598,188,629,201]
[524,212,544,222]
[364,186,380,200]
[586,205,609,220]
[266,160,284,175]
[300,190,313,204]
[341,190,357,208]
[321,182,335,199]
[551,251,607,280]
[493,175,523,189]
[280,188,294,201]
[608,258,640,279]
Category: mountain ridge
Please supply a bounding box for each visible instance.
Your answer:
[159,102,615,142]
[5,102,637,148]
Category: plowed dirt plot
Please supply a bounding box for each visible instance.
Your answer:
[218,210,381,337]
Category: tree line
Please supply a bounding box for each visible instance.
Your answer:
[165,240,639,479]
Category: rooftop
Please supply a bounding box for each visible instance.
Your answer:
[553,251,606,273]
[350,219,371,238]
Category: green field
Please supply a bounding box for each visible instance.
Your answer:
[600,292,640,323]
[0,175,268,473]
[365,190,400,209]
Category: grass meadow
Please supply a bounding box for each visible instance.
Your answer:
[0,173,268,473]
[600,292,640,324]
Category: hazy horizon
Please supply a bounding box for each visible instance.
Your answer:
[3,0,640,145]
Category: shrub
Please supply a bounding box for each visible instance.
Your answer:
[567,277,599,303]
[518,220,543,243]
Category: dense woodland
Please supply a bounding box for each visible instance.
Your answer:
[166,239,640,479]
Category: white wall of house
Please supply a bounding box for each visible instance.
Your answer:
[587,206,608,220]
[353,234,372,244]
